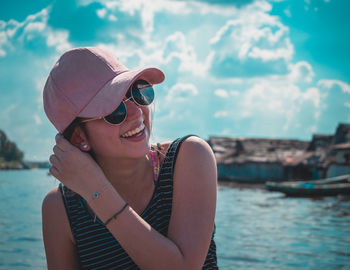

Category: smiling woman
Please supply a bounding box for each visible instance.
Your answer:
[41,47,218,269]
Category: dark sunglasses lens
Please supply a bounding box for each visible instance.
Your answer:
[132,84,154,105]
[104,102,127,124]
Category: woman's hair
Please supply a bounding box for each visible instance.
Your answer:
[62,118,97,159]
[62,118,85,141]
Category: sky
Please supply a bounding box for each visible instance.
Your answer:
[0,0,349,161]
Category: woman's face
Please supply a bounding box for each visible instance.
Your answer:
[83,99,152,160]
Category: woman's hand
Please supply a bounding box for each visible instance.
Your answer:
[49,134,109,197]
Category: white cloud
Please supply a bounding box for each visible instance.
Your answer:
[4,20,21,38]
[23,21,46,33]
[97,8,107,18]
[284,8,292,17]
[214,89,229,98]
[288,61,315,83]
[0,27,9,57]
[240,81,298,116]
[166,82,198,102]
[248,38,293,61]
[214,111,228,118]
[209,1,294,78]
[4,104,17,114]
[0,8,71,56]
[221,128,232,135]
[46,30,70,52]
[230,90,240,96]
[162,31,207,76]
[214,88,240,98]
[103,0,190,37]
[303,87,322,108]
[34,114,42,125]
[222,76,324,133]
[108,14,118,21]
[316,79,350,122]
[157,82,199,123]
[210,12,291,60]
[318,79,350,94]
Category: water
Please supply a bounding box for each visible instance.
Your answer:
[216,183,350,269]
[0,170,349,269]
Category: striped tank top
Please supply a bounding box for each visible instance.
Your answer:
[59,135,218,269]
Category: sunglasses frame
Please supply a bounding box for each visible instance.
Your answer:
[80,82,154,126]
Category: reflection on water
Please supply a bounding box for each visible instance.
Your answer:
[0,171,349,269]
[216,182,350,269]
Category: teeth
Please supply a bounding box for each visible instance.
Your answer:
[121,123,145,138]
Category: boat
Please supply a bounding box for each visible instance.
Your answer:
[265,174,350,197]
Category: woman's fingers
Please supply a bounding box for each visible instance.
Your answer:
[49,165,60,179]
[53,145,64,157]
[49,154,61,170]
[55,134,75,151]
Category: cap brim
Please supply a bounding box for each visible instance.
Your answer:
[78,67,165,118]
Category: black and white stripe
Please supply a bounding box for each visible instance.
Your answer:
[60,136,218,269]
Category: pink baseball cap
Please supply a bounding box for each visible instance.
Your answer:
[43,47,165,133]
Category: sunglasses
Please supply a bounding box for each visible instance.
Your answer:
[81,79,154,125]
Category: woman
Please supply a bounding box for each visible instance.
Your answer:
[42,47,218,269]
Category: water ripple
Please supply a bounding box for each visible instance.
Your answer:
[216,183,350,269]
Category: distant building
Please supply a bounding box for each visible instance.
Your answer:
[326,142,350,177]
[209,123,350,182]
[325,124,350,178]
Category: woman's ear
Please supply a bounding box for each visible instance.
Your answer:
[70,126,91,152]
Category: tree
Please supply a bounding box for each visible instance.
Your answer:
[0,130,24,162]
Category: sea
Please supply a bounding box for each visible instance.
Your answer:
[0,169,349,269]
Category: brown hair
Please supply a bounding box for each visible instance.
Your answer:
[62,118,96,159]
[62,118,83,141]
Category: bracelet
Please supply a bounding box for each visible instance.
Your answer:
[104,203,129,226]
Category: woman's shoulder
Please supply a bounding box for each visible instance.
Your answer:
[157,136,215,169]
[42,186,67,226]
[42,186,75,244]
[159,135,211,151]
[42,186,62,210]
[175,136,215,165]
[169,135,213,159]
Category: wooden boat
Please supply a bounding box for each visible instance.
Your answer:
[265,174,350,197]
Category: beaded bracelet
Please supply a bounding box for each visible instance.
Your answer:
[104,203,129,226]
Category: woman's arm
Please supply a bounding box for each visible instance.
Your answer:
[42,187,81,269]
[167,136,217,267]
[51,135,217,270]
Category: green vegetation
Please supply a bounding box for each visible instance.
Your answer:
[0,129,51,170]
[0,129,24,169]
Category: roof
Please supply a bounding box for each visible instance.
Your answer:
[307,134,333,151]
[332,141,350,150]
[209,123,350,167]
[209,137,309,165]
[333,123,350,145]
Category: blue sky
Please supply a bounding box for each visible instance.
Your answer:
[0,0,349,161]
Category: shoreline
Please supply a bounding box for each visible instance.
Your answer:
[0,161,50,170]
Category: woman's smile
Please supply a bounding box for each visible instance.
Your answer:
[120,122,145,138]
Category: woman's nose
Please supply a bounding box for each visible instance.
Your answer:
[125,99,142,121]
